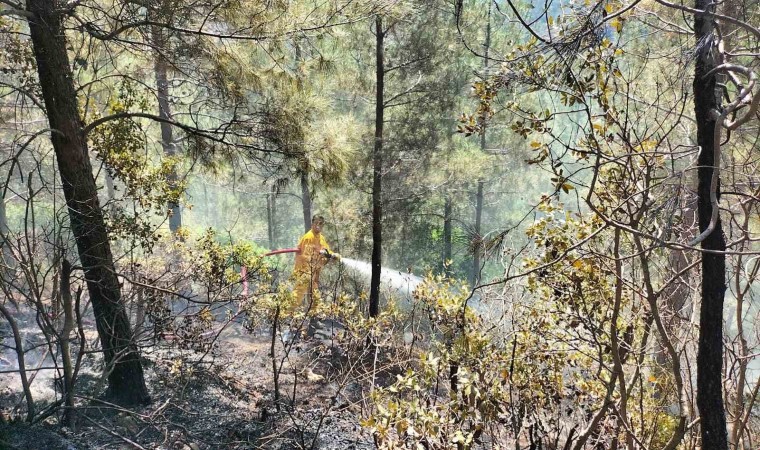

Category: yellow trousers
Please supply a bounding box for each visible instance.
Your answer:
[290,269,321,315]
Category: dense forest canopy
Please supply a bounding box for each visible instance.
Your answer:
[0,0,758,448]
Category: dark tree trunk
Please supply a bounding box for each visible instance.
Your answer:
[471,181,484,286]
[443,196,452,276]
[0,195,12,268]
[27,0,150,406]
[60,259,77,428]
[267,192,275,249]
[267,194,275,248]
[471,4,490,288]
[270,185,278,247]
[0,304,33,421]
[301,171,312,232]
[104,171,116,207]
[693,0,728,448]
[369,15,385,318]
[151,25,182,235]
[202,182,210,224]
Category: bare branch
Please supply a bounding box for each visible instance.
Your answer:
[655,0,760,39]
[0,8,33,19]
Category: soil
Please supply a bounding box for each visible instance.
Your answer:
[0,317,378,450]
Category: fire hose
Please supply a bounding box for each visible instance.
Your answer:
[262,248,340,260]
[262,247,300,257]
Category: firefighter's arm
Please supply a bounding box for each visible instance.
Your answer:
[318,237,339,262]
[318,248,341,262]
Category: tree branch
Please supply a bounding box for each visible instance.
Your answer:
[655,0,760,39]
[0,0,23,10]
[0,80,46,112]
[0,7,33,19]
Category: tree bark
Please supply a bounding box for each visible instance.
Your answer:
[60,259,77,428]
[270,185,278,248]
[443,196,452,276]
[0,304,34,421]
[471,3,489,287]
[202,182,210,224]
[104,171,116,210]
[151,24,182,235]
[693,0,728,448]
[0,195,12,269]
[301,171,312,232]
[369,15,385,318]
[471,181,484,286]
[267,193,275,249]
[26,0,150,406]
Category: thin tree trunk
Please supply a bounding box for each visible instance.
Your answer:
[471,3,490,288]
[270,185,278,248]
[270,305,281,411]
[104,171,116,211]
[26,0,150,406]
[655,198,694,371]
[151,25,182,235]
[693,0,728,447]
[471,181,484,286]
[134,287,145,336]
[202,182,210,224]
[0,303,34,421]
[369,15,385,319]
[267,193,275,249]
[60,259,76,428]
[443,196,452,276]
[0,195,13,269]
[301,171,312,232]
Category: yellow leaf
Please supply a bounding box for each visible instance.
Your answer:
[648,375,657,383]
[610,18,623,32]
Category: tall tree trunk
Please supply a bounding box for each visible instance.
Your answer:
[202,182,210,224]
[0,303,33,421]
[60,259,77,428]
[26,0,150,406]
[270,185,277,248]
[0,303,35,423]
[104,171,116,209]
[151,25,182,235]
[267,192,275,249]
[301,171,312,232]
[655,198,695,371]
[471,3,490,288]
[443,196,452,276]
[693,0,728,448]
[471,181,484,286]
[369,15,385,319]
[0,195,12,269]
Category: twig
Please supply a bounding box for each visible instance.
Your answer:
[81,414,147,450]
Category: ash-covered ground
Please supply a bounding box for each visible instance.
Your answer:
[1,311,379,450]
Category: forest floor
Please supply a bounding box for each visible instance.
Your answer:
[0,316,382,450]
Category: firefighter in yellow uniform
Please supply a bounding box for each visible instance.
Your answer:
[292,214,340,314]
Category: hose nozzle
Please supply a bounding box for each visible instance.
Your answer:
[319,249,340,261]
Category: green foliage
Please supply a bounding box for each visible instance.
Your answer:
[88,81,186,215]
[0,16,38,100]
[363,277,498,449]
[190,228,270,290]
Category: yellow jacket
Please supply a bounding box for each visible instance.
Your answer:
[293,230,331,275]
